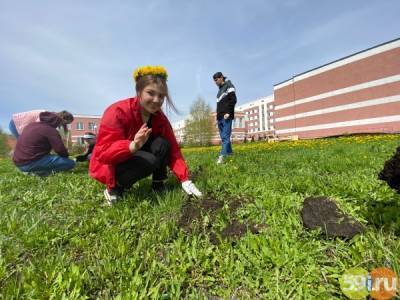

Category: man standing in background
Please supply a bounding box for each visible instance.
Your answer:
[213,72,237,164]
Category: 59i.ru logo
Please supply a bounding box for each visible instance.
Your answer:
[339,267,398,300]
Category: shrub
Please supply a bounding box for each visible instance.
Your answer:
[69,143,86,156]
[0,128,10,157]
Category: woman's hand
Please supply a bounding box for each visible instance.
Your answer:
[129,123,152,153]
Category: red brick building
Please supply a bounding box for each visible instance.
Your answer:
[273,38,400,139]
[69,114,101,144]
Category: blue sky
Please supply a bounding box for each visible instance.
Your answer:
[1,0,399,131]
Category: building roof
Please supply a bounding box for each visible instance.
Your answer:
[274,37,400,88]
[73,114,102,119]
[236,95,274,110]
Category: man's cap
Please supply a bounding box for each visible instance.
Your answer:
[213,72,225,79]
[83,132,96,139]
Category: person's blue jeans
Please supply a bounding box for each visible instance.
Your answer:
[218,118,233,156]
[9,119,19,139]
[16,154,75,176]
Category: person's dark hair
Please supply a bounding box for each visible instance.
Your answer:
[55,110,74,133]
[83,132,96,139]
[213,72,226,80]
[57,111,74,124]
[135,75,178,113]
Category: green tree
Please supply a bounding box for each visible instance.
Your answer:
[184,97,214,146]
[0,128,10,157]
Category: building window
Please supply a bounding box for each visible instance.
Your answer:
[76,122,84,130]
[77,137,85,144]
[88,122,97,130]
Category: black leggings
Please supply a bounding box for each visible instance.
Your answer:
[115,136,171,189]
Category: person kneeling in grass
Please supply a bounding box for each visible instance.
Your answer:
[12,112,75,176]
[75,132,96,162]
[89,65,202,206]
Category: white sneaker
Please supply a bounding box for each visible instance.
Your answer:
[216,155,224,164]
[104,189,119,206]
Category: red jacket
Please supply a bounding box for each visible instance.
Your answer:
[89,97,189,189]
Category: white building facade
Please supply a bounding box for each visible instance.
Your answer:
[172,94,275,144]
[236,95,274,138]
[171,119,186,144]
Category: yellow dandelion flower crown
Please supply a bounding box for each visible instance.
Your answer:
[133,65,168,82]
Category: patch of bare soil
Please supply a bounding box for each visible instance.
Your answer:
[178,201,202,233]
[221,220,260,237]
[178,196,224,232]
[179,193,265,244]
[301,196,364,239]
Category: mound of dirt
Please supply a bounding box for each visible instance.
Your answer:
[178,193,264,244]
[378,146,400,193]
[178,196,223,233]
[221,220,260,238]
[301,196,364,239]
[178,201,202,233]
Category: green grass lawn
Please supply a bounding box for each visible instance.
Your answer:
[1,135,399,299]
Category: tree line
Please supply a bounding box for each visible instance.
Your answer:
[0,128,10,157]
